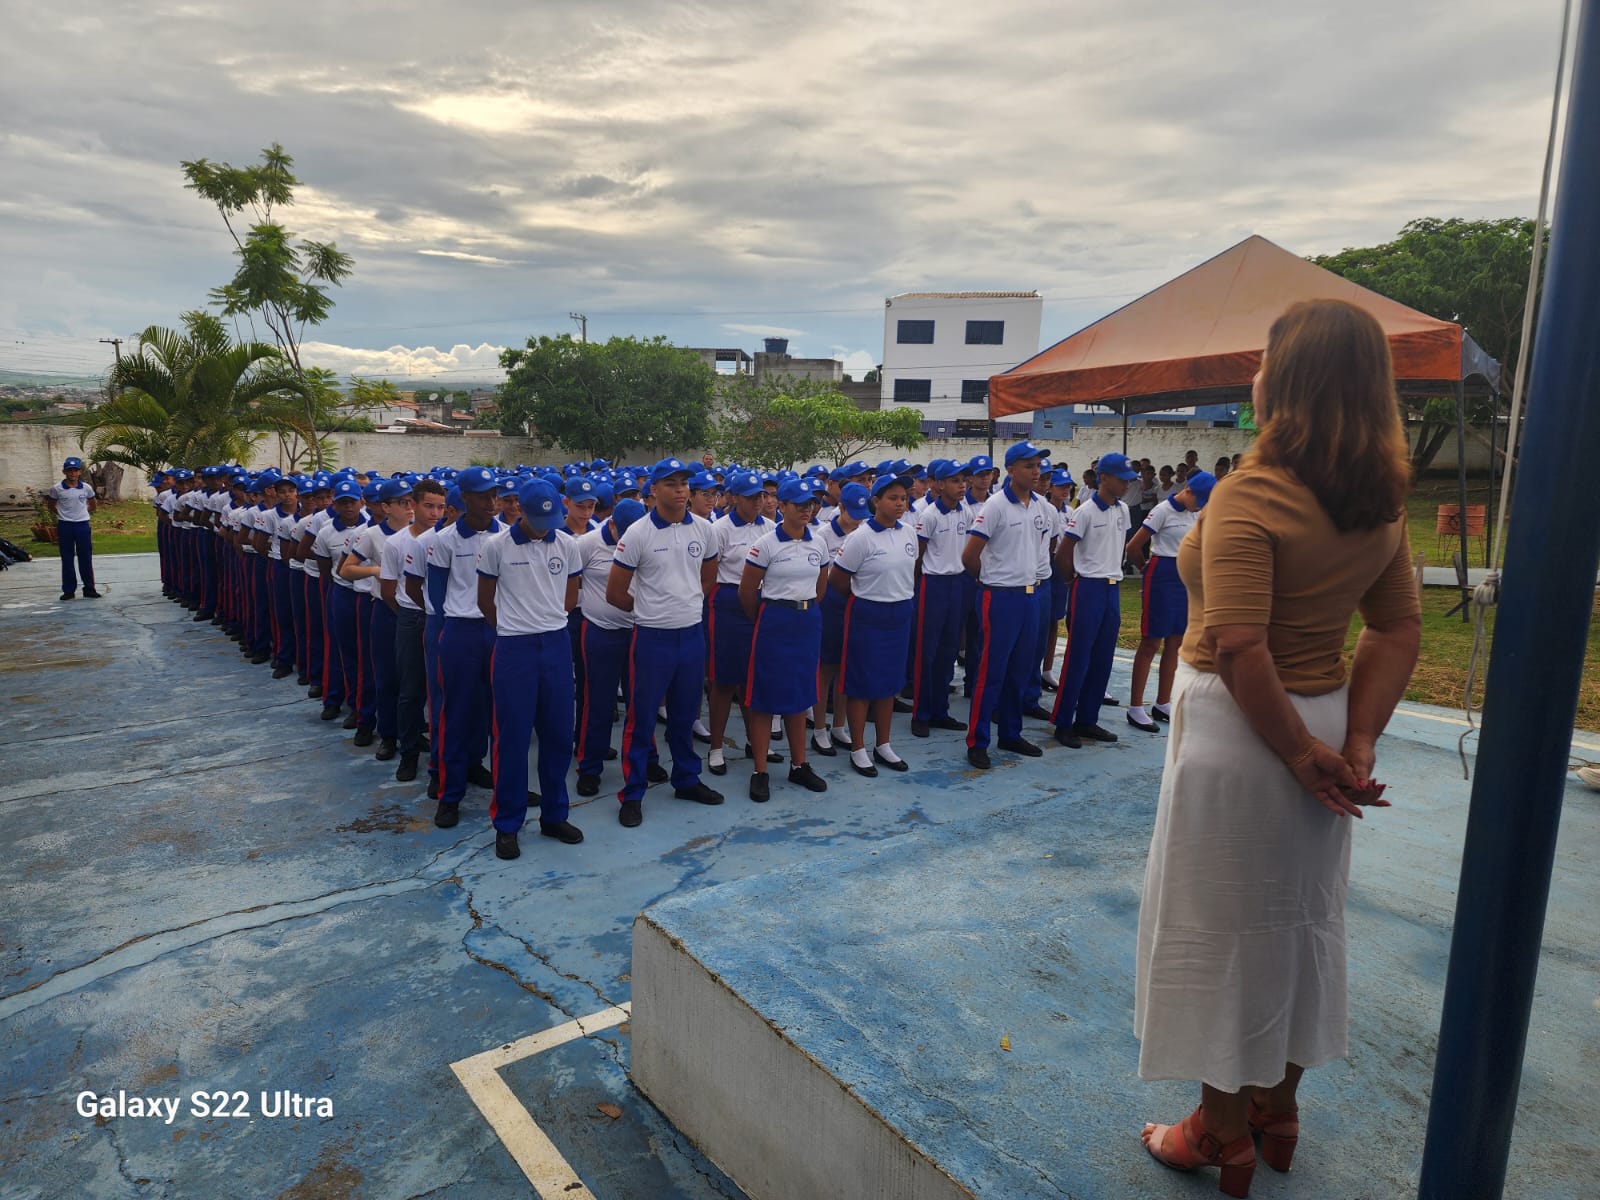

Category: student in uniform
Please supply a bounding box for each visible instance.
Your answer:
[1050,450,1137,748]
[384,478,446,782]
[831,473,919,777]
[476,476,585,858]
[572,498,649,797]
[739,477,830,801]
[910,459,971,737]
[46,456,100,600]
[811,481,868,756]
[293,475,333,696]
[961,441,1052,768]
[313,479,367,722]
[958,455,996,695]
[1124,471,1216,731]
[1039,468,1076,690]
[404,486,463,796]
[343,478,414,754]
[267,475,301,679]
[427,467,503,828]
[561,475,600,752]
[705,471,776,777]
[605,457,725,828]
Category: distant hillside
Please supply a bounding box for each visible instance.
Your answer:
[0,368,104,389]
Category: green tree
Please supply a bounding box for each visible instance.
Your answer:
[80,311,303,474]
[495,335,715,460]
[250,369,398,467]
[1311,217,1540,471]
[713,376,924,469]
[182,143,354,467]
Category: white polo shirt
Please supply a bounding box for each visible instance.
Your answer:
[746,525,827,602]
[428,517,501,619]
[1143,495,1196,558]
[313,517,364,590]
[970,481,1052,588]
[381,527,422,611]
[611,510,716,629]
[575,524,633,631]
[476,523,580,636]
[914,496,970,577]
[407,526,442,616]
[350,520,401,597]
[158,489,181,526]
[834,518,917,602]
[236,502,257,552]
[1064,492,1131,580]
[48,479,93,523]
[711,510,771,586]
[269,504,299,561]
[299,509,332,578]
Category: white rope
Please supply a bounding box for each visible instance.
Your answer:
[1457,0,1573,779]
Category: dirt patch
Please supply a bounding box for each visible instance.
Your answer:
[335,804,431,835]
[275,1137,361,1200]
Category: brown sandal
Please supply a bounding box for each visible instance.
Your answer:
[1142,1106,1257,1197]
[1247,1097,1300,1172]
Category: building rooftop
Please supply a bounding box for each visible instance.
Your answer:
[891,291,1040,300]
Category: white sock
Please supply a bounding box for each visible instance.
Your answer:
[1128,705,1149,723]
[771,715,782,734]
[813,727,833,748]
[833,725,850,745]
[658,706,668,721]
[709,748,724,768]
[1152,702,1171,716]
[1042,668,1057,684]
[875,742,903,764]
[851,746,873,769]
[693,718,711,737]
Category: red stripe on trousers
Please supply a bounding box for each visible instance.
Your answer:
[616,627,640,804]
[576,622,593,763]
[489,642,499,824]
[435,635,449,797]
[966,590,995,748]
[1050,578,1081,724]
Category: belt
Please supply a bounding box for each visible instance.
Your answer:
[984,583,1036,594]
[763,597,813,611]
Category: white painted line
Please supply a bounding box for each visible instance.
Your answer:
[450,1002,631,1200]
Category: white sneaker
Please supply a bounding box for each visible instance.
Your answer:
[1578,765,1600,790]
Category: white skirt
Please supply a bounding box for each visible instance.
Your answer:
[1134,662,1352,1092]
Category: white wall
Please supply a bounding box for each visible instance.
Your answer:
[880,294,1042,421]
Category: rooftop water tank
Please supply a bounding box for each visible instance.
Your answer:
[763,337,789,355]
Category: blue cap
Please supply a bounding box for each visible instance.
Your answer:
[777,477,819,505]
[615,475,641,497]
[361,481,382,502]
[62,456,84,471]
[650,457,692,484]
[838,482,871,520]
[1096,451,1139,481]
[929,459,967,481]
[456,466,499,494]
[871,474,910,498]
[1004,440,1045,467]
[688,471,719,492]
[1049,468,1075,488]
[966,454,994,474]
[378,478,414,502]
[726,471,765,499]
[591,480,615,508]
[331,479,363,500]
[563,476,599,502]
[591,458,611,468]
[516,477,566,531]
[444,487,463,510]
[803,464,829,478]
[149,471,167,484]
[840,460,872,478]
[611,498,647,532]
[1185,470,1218,504]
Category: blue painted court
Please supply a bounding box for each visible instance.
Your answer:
[2,553,1595,1198]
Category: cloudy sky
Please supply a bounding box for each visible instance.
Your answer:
[0,0,1572,385]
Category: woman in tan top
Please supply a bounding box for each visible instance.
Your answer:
[1134,300,1422,1197]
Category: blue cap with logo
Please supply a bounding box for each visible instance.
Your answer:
[331,479,363,500]
[688,471,719,492]
[777,477,819,505]
[1049,468,1075,488]
[1095,451,1140,481]
[62,456,84,471]
[838,482,871,520]
[563,476,599,502]
[966,454,994,474]
[650,457,692,484]
[1004,440,1045,467]
[870,473,909,498]
[378,478,414,502]
[611,498,647,533]
[726,470,765,498]
[516,477,566,531]
[456,466,499,494]
[929,458,967,481]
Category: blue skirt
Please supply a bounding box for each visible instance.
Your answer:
[747,603,821,714]
[820,589,848,666]
[842,596,913,700]
[1141,555,1188,639]
[707,583,753,686]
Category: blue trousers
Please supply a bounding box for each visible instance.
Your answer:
[576,622,630,779]
[490,630,574,831]
[270,559,295,669]
[249,556,271,654]
[960,574,981,691]
[437,616,493,807]
[968,587,1037,749]
[395,606,428,756]
[370,599,398,740]
[1052,579,1120,731]
[912,573,964,722]
[619,624,704,806]
[424,613,444,776]
[353,593,378,731]
[157,522,171,594]
[198,534,218,618]
[57,519,94,595]
[288,569,306,674]
[301,573,323,685]
[1020,586,1054,713]
[320,579,346,708]
[328,585,361,713]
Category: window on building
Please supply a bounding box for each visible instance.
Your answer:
[965,320,1005,345]
[896,319,935,345]
[960,379,989,405]
[893,378,932,404]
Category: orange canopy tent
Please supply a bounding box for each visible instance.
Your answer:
[988,235,1500,418]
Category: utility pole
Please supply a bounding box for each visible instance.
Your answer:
[569,312,588,343]
[99,337,122,403]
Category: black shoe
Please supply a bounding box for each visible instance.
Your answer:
[1053,727,1083,749]
[748,771,770,803]
[930,716,968,732]
[83,588,103,599]
[467,763,494,789]
[1022,705,1053,721]
[211,616,224,626]
[375,738,398,761]
[353,727,375,747]
[250,652,270,665]
[1127,712,1159,733]
[772,724,785,743]
[850,757,878,779]
[396,755,418,782]
[619,799,643,827]
[320,705,341,721]
[58,591,74,601]
[576,774,600,797]
[788,762,828,793]
[998,737,1044,758]
[1151,707,1171,724]
[1102,696,1122,707]
[193,610,208,621]
[647,762,670,784]
[540,820,584,844]
[1073,723,1119,743]
[873,749,909,773]
[605,746,618,760]
[911,719,931,738]
[675,782,725,805]
[706,756,727,777]
[272,665,292,679]
[296,674,309,686]
[494,831,520,860]
[342,711,359,730]
[308,684,324,699]
[892,698,914,714]
[693,729,712,745]
[744,742,782,764]
[433,802,459,829]
[427,772,440,799]
[966,746,991,770]
[809,734,838,757]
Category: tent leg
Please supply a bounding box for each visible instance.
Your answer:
[1121,407,1128,455]
[1418,1,1600,1192]
[1454,379,1470,621]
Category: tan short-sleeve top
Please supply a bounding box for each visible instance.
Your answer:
[1178,463,1421,695]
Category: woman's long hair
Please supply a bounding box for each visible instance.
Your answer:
[1252,299,1412,532]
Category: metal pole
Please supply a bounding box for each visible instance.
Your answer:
[1454,378,1470,619]
[1121,405,1129,455]
[1419,3,1600,1195]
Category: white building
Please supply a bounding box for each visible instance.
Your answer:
[880,292,1042,422]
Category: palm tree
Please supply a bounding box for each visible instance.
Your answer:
[80,311,305,473]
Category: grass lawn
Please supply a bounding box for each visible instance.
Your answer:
[0,498,158,557]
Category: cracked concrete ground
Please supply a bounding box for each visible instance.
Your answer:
[4,553,1597,1199]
